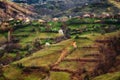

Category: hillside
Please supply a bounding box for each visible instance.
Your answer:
[93,72,120,80]
[62,1,120,17]
[0,17,120,80]
[0,0,35,21]
[0,1,120,80]
[11,0,120,18]
[27,0,120,18]
[12,0,101,4]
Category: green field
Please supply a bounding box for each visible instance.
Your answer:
[0,18,120,80]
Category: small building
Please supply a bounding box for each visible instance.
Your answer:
[59,16,69,22]
[58,29,64,35]
[45,42,50,46]
[83,13,91,18]
[69,15,72,19]
[8,18,14,21]
[74,16,81,18]
[91,13,96,18]
[24,17,30,23]
[85,3,88,6]
[94,20,102,23]
[101,12,111,18]
[53,17,59,22]
[38,19,46,23]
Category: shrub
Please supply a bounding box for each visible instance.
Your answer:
[16,63,24,69]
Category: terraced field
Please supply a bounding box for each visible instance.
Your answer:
[0,18,120,80]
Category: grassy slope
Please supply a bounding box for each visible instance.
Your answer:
[3,31,120,80]
[92,72,120,80]
[1,18,120,80]
[1,19,120,79]
[10,30,120,77]
[50,72,70,80]
[3,65,47,80]
[14,39,73,66]
[14,31,99,66]
[9,32,98,80]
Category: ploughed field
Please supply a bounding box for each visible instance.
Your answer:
[0,18,120,80]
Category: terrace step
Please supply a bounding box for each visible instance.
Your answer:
[22,66,49,74]
[63,58,101,62]
[83,53,100,57]
[51,67,76,73]
[80,46,99,49]
[95,39,112,43]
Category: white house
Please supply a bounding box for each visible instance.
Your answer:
[38,19,46,23]
[83,13,91,18]
[58,29,64,35]
[45,42,50,46]
[59,16,69,22]
[53,18,59,22]
[8,18,14,21]
[24,17,30,23]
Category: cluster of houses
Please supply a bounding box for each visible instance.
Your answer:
[39,12,120,22]
[3,12,119,24]
[73,12,120,19]
[0,12,119,32]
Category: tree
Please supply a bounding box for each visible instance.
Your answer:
[0,64,5,80]
[33,38,41,49]
[61,23,70,38]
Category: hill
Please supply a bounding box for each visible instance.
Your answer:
[27,0,120,18]
[93,71,120,80]
[0,0,35,21]
[0,17,119,80]
[11,0,120,18]
[61,0,120,17]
